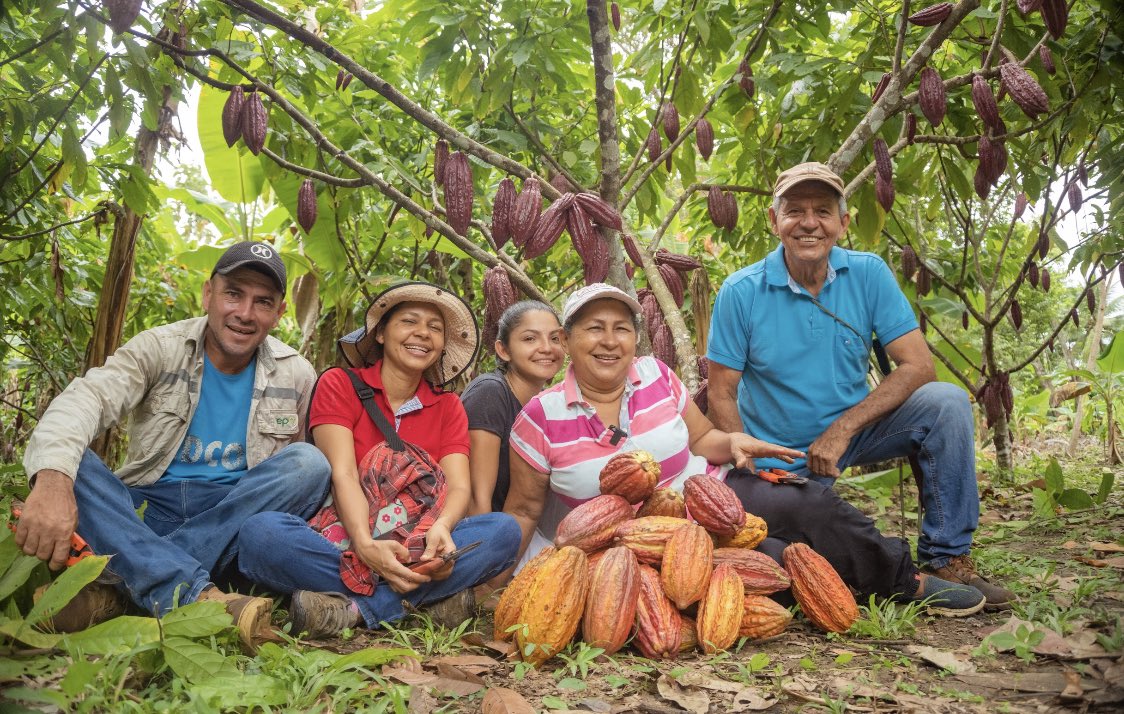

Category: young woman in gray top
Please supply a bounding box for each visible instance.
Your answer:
[461,301,564,515]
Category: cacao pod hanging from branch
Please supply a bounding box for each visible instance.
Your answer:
[695,117,714,161]
[222,86,245,148]
[296,179,317,234]
[999,63,1050,119]
[104,0,143,34]
[443,151,474,236]
[907,2,953,26]
[737,59,755,99]
[491,177,517,248]
[971,75,1001,133]
[661,102,680,142]
[918,67,947,127]
[240,90,268,155]
[433,139,449,187]
[1040,0,1068,39]
[511,177,543,247]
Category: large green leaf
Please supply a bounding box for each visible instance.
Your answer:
[162,636,238,682]
[62,615,160,656]
[161,600,231,638]
[198,84,267,204]
[23,555,108,627]
[1096,330,1123,375]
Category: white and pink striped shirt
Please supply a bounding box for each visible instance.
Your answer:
[510,356,727,545]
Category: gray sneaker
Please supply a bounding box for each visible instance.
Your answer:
[425,589,476,629]
[288,591,360,639]
[910,573,986,617]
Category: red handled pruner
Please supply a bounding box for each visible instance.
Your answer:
[8,506,94,567]
[756,468,808,486]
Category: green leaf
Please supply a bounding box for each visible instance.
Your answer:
[198,84,266,204]
[161,601,231,638]
[24,555,108,626]
[59,656,103,697]
[1096,331,1124,375]
[1031,488,1056,519]
[557,677,587,691]
[187,673,290,709]
[1056,488,1095,510]
[1044,458,1064,498]
[0,552,41,602]
[0,617,62,648]
[542,695,569,710]
[325,646,416,674]
[1096,471,1115,504]
[63,615,160,655]
[162,635,237,682]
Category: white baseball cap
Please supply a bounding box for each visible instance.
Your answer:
[561,283,643,326]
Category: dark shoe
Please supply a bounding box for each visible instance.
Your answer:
[922,554,1015,610]
[34,582,127,632]
[197,587,274,650]
[426,588,476,629]
[288,591,360,639]
[910,573,986,617]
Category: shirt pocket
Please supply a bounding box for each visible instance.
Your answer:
[834,333,870,388]
[132,392,189,453]
[256,409,300,437]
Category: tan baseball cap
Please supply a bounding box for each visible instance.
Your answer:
[773,162,845,198]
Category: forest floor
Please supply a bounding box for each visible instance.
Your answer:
[310,440,1124,713]
[1,439,1121,712]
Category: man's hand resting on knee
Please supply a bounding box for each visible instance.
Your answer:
[15,469,78,571]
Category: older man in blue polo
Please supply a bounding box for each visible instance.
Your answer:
[706,161,1013,609]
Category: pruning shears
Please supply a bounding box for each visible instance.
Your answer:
[756,468,808,486]
[8,506,94,567]
[407,540,483,575]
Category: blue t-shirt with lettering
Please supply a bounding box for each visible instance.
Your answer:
[163,354,255,484]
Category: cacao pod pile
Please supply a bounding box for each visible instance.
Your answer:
[104,0,142,34]
[499,479,859,664]
[240,91,268,156]
[999,63,1049,119]
[491,177,517,248]
[918,67,947,126]
[696,118,714,161]
[296,179,317,234]
[222,87,245,148]
[443,151,474,235]
[684,474,746,537]
[907,2,952,26]
[717,514,768,550]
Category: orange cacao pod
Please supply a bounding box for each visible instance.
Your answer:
[599,450,660,504]
[297,179,317,234]
[717,513,768,550]
[491,177,517,248]
[683,474,745,537]
[695,117,714,161]
[661,523,714,609]
[739,595,792,639]
[679,616,698,653]
[240,90,268,156]
[783,542,859,633]
[585,548,609,577]
[637,488,687,519]
[999,63,1049,119]
[712,548,790,595]
[907,2,952,26]
[582,546,641,654]
[555,494,634,553]
[634,564,681,659]
[614,516,691,565]
[516,546,589,666]
[918,67,946,126]
[443,151,474,236]
[696,563,744,654]
[511,177,543,247]
[494,546,555,641]
[221,86,245,148]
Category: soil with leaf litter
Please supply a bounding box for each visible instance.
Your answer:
[306,457,1124,713]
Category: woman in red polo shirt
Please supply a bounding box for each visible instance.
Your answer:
[237,282,520,638]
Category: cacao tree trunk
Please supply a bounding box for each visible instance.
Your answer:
[1066,277,1108,457]
[86,87,179,459]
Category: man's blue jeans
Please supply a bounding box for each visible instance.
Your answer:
[795,382,979,568]
[72,443,331,616]
[237,512,521,628]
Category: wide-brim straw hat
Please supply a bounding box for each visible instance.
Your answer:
[338,281,480,387]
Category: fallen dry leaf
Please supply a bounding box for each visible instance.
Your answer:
[407,685,439,714]
[731,685,776,711]
[955,671,1103,693]
[1060,669,1085,702]
[430,676,484,697]
[907,645,977,674]
[656,673,710,714]
[481,686,535,714]
[675,669,744,692]
[429,654,498,673]
[380,665,437,686]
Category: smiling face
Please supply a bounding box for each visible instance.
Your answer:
[201,268,285,373]
[562,298,638,393]
[375,301,446,376]
[768,181,850,275]
[496,309,564,385]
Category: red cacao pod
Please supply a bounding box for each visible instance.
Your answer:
[637,488,687,519]
[683,474,745,537]
[871,72,891,104]
[634,564,682,659]
[1014,192,1029,219]
[1017,0,1043,14]
[652,323,676,369]
[974,162,992,200]
[1038,232,1050,261]
[707,186,727,229]
[483,265,517,323]
[1010,299,1023,330]
[907,2,953,26]
[737,59,754,99]
[574,192,623,231]
[783,543,859,633]
[434,139,449,187]
[104,0,142,34]
[523,194,573,259]
[722,190,739,230]
[600,450,660,504]
[1039,45,1056,75]
[297,179,317,234]
[875,175,895,211]
[971,75,1001,133]
[1027,261,1039,289]
[622,233,645,266]
[1086,288,1096,316]
[222,86,245,148]
[646,127,661,163]
[443,151,474,236]
[240,90,268,156]
[611,2,621,31]
[654,248,702,272]
[661,102,680,142]
[695,117,714,160]
[1067,182,1082,212]
[511,177,543,247]
[1000,63,1049,119]
[906,112,918,145]
[901,245,918,280]
[491,177,517,248]
[872,138,892,181]
[614,516,691,565]
[657,262,685,307]
[918,67,947,127]
[712,548,791,595]
[1040,267,1051,292]
[1040,0,1068,39]
[917,266,931,296]
[555,494,634,553]
[582,546,640,654]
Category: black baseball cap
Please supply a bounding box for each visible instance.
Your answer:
[211,241,287,296]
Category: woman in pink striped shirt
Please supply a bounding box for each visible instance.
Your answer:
[503,284,983,611]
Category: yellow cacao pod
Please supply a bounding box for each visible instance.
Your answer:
[516,546,589,666]
[493,546,554,641]
[696,563,745,654]
[739,595,792,640]
[661,523,714,609]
